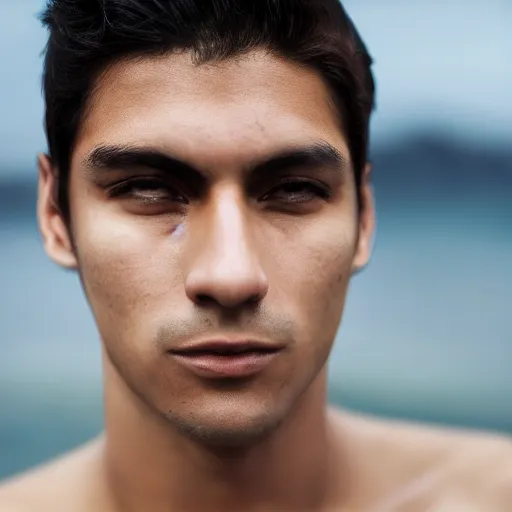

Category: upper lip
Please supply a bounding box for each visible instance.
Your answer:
[169,339,283,355]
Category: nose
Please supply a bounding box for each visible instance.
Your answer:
[184,188,269,309]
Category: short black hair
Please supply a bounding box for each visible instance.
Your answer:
[40,0,376,218]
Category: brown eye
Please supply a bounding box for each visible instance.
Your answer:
[261,180,330,204]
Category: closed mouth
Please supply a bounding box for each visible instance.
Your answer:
[169,341,282,357]
[167,340,283,378]
[174,348,280,357]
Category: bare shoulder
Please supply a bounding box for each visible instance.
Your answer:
[335,407,512,454]
[0,438,104,512]
[331,408,512,509]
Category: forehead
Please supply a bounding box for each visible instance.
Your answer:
[73,50,349,170]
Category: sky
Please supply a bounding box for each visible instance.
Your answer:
[0,0,510,178]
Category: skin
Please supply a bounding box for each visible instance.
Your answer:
[1,49,511,512]
[65,50,370,446]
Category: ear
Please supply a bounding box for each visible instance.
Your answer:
[37,153,78,269]
[352,163,376,274]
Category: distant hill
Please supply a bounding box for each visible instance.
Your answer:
[1,132,511,223]
[371,133,512,191]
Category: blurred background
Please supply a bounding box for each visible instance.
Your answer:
[1,0,511,480]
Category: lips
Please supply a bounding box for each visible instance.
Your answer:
[168,340,283,378]
[171,340,281,356]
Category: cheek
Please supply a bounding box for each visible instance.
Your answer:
[73,210,182,338]
[274,215,357,343]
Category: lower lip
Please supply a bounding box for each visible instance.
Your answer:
[169,351,280,378]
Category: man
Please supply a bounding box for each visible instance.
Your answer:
[1,1,511,510]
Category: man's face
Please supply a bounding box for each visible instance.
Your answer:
[39,50,374,446]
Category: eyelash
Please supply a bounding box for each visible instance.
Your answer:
[107,177,189,204]
[106,177,330,205]
[261,179,331,203]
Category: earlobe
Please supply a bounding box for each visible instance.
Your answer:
[351,163,376,275]
[37,153,78,270]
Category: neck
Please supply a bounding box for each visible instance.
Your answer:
[100,358,342,512]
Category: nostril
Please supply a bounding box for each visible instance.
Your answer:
[194,292,261,308]
[185,268,269,309]
[196,294,214,305]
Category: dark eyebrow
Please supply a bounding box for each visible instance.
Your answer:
[82,144,208,187]
[249,142,348,177]
[82,141,347,183]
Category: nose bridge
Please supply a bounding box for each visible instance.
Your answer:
[210,187,254,264]
[185,184,268,307]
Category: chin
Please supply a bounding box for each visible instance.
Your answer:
[162,397,286,450]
